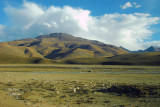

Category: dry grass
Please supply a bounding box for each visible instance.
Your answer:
[0,64,160,107]
[0,64,160,72]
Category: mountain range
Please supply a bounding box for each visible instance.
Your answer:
[120,46,160,53]
[0,33,160,65]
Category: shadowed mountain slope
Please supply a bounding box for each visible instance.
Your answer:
[144,46,160,52]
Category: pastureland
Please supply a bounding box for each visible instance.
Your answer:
[1,64,160,72]
[0,64,160,107]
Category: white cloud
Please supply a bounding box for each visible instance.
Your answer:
[0,1,160,50]
[0,25,4,34]
[142,41,160,49]
[121,2,133,9]
[0,25,5,41]
[133,2,137,5]
[135,5,141,8]
[121,2,141,9]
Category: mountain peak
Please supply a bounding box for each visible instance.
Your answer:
[35,33,89,42]
[144,46,160,52]
[35,33,120,47]
[36,33,72,39]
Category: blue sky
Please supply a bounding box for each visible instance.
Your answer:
[0,0,160,50]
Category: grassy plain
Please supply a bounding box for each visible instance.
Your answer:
[0,64,160,107]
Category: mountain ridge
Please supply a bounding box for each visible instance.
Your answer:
[120,46,160,53]
[0,33,160,65]
[144,46,160,52]
[0,33,129,63]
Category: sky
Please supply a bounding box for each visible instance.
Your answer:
[0,0,160,50]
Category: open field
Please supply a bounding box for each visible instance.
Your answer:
[0,64,160,107]
[1,64,160,72]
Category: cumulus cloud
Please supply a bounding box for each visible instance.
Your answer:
[142,41,160,48]
[121,2,141,9]
[0,1,160,50]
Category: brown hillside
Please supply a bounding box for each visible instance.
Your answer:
[0,33,129,63]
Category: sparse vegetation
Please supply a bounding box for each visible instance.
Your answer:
[0,64,160,107]
[1,79,160,106]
